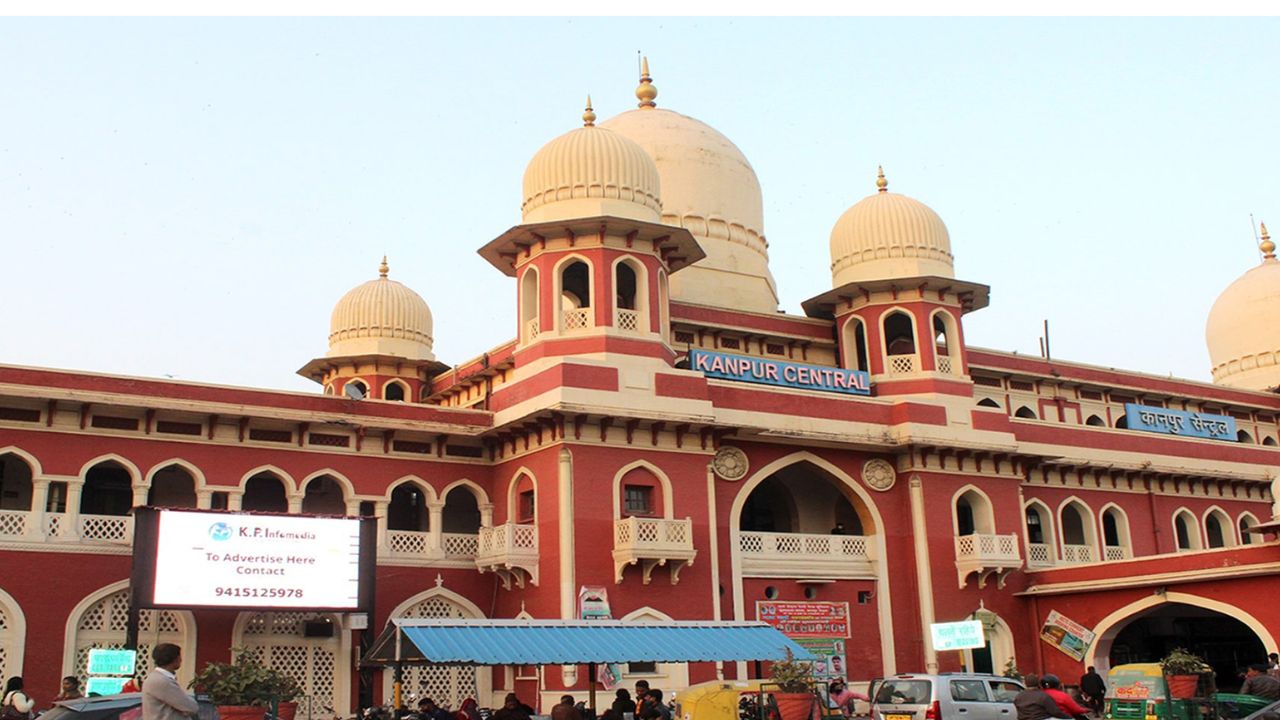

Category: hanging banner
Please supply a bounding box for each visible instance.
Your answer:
[1040,610,1095,661]
[794,638,847,680]
[756,601,851,638]
[579,585,622,689]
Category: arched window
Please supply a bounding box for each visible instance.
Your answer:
[737,460,871,537]
[345,379,369,400]
[1015,406,1038,419]
[383,381,408,402]
[657,270,670,339]
[1024,501,1055,567]
[931,311,959,374]
[242,472,289,513]
[1205,509,1234,548]
[0,453,35,513]
[1174,510,1201,551]
[1086,415,1106,427]
[324,384,335,395]
[511,473,536,524]
[82,461,134,517]
[883,311,915,356]
[617,466,666,519]
[559,259,593,331]
[613,259,648,333]
[1238,430,1254,444]
[442,486,482,534]
[1059,500,1096,562]
[520,266,541,342]
[387,482,429,532]
[1264,436,1278,447]
[977,398,1001,409]
[1101,506,1131,560]
[147,464,197,508]
[301,475,347,515]
[1240,513,1260,545]
[954,488,994,537]
[1115,414,1129,429]
[841,318,870,373]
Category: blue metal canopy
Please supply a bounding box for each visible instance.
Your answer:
[365,619,814,666]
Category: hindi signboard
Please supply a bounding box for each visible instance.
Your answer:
[756,601,851,638]
[1040,610,1095,661]
[688,349,871,396]
[87,648,137,676]
[1124,403,1236,441]
[930,621,986,652]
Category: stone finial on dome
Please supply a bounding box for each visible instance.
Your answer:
[636,56,657,109]
[583,95,597,127]
[1261,222,1275,260]
[876,166,888,193]
[379,255,389,278]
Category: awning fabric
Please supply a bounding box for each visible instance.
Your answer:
[364,619,814,666]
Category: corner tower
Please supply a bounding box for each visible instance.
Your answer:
[600,60,780,314]
[478,99,703,364]
[804,169,989,396]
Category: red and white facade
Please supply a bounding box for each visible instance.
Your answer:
[2,71,1279,715]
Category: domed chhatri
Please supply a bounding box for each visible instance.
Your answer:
[828,167,955,287]
[1206,223,1280,391]
[327,257,436,362]
[602,58,779,313]
[520,102,661,225]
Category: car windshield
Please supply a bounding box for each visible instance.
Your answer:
[875,680,931,705]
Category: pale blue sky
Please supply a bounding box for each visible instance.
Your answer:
[3,18,1278,392]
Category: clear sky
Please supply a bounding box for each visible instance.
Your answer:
[3,18,1278,393]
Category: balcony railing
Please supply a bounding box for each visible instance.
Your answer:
[1026,542,1054,568]
[615,308,641,333]
[476,523,538,587]
[0,510,29,538]
[738,530,873,579]
[524,318,540,342]
[1061,543,1095,564]
[384,530,479,563]
[386,529,430,556]
[562,308,593,332]
[442,532,479,559]
[79,514,132,544]
[954,533,1022,588]
[612,517,696,584]
[887,354,920,375]
[1103,545,1129,561]
[936,356,954,374]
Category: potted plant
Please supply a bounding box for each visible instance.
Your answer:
[1161,647,1208,699]
[190,647,303,720]
[769,648,818,720]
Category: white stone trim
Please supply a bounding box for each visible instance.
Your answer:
[611,460,675,520]
[0,446,44,477]
[950,484,996,536]
[237,464,297,494]
[0,585,27,677]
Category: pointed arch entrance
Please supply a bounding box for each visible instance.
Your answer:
[386,589,491,709]
[1089,593,1274,691]
[64,583,195,687]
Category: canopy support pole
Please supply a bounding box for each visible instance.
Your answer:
[393,662,404,710]
[588,663,598,713]
[753,660,763,680]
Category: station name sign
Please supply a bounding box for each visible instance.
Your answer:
[1124,403,1236,441]
[688,349,871,396]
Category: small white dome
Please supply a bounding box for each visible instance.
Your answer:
[829,169,955,286]
[1206,225,1280,391]
[521,103,662,224]
[328,258,435,361]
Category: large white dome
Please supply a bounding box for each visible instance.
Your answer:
[600,62,778,313]
[1206,225,1280,391]
[829,168,955,286]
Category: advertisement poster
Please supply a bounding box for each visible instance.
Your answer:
[1041,610,1095,661]
[756,601,851,638]
[795,638,847,679]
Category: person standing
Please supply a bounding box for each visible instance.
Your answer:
[54,677,85,702]
[826,680,868,717]
[1078,667,1105,716]
[1,677,33,720]
[142,644,199,720]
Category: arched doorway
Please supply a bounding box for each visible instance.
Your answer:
[387,591,490,709]
[1093,597,1272,692]
[66,585,194,687]
[234,611,346,716]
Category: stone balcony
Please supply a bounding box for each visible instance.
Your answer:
[383,529,479,565]
[0,510,133,554]
[738,530,874,579]
[476,522,538,588]
[612,516,696,585]
[954,533,1022,588]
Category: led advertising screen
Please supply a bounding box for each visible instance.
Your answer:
[133,508,374,611]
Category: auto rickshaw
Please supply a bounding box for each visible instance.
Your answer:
[1104,663,1272,720]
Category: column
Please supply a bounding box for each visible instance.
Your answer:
[287,493,303,514]
[374,500,389,550]
[557,448,575,620]
[65,480,84,540]
[345,499,363,517]
[427,501,445,557]
[227,491,243,511]
[131,484,149,508]
[27,478,50,540]
[196,490,213,510]
[479,502,494,528]
[706,463,724,680]
[909,475,938,673]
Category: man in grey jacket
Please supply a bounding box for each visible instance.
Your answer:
[143,644,199,720]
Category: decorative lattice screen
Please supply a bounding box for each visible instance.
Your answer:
[397,597,479,710]
[240,612,338,717]
[73,589,184,686]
